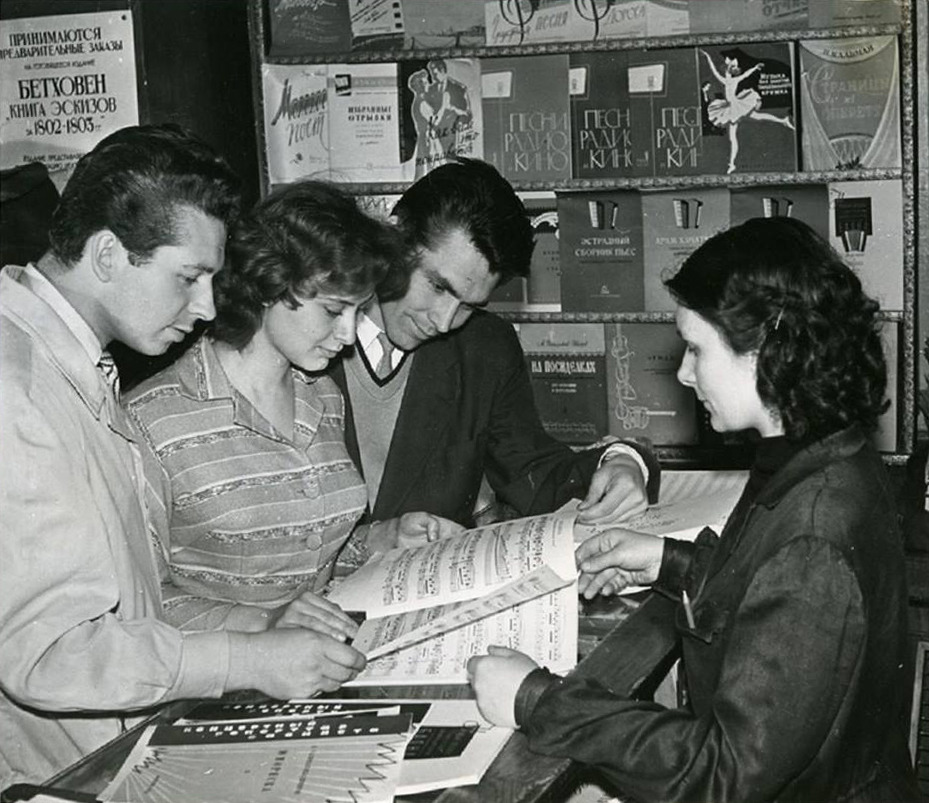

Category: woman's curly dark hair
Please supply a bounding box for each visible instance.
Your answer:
[665,216,888,441]
[212,181,403,350]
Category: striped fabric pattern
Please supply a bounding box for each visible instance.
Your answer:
[125,338,367,626]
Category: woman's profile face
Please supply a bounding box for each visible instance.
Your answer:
[725,57,740,75]
[258,287,372,373]
[409,72,426,93]
[675,306,782,438]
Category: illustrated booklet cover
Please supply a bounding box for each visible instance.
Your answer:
[605,322,699,447]
[579,0,690,40]
[481,53,571,183]
[268,0,353,56]
[729,183,830,240]
[327,62,404,182]
[827,178,904,311]
[799,36,900,170]
[395,0,485,49]
[102,709,410,803]
[641,187,731,311]
[488,192,562,312]
[268,0,486,55]
[558,190,644,313]
[484,0,582,47]
[691,42,798,175]
[261,63,330,186]
[569,51,649,179]
[689,0,808,33]
[519,323,608,445]
[398,57,483,180]
[102,697,510,799]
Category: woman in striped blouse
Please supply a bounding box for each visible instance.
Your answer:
[127,181,462,641]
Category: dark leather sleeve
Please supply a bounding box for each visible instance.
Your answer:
[514,667,564,728]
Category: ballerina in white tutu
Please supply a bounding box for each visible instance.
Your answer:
[701,48,794,174]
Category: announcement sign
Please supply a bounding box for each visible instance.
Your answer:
[0,10,139,185]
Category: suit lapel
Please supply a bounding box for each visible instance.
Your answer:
[374,337,460,518]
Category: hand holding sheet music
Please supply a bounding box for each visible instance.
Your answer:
[571,470,748,596]
[576,528,666,599]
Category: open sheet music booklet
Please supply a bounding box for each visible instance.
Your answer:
[329,471,748,684]
[101,697,510,802]
[328,511,580,685]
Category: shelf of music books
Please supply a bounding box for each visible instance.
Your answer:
[247,0,919,463]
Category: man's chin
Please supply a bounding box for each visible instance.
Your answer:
[386,325,423,352]
[129,334,183,357]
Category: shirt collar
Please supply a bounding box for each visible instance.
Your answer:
[175,337,235,401]
[357,311,384,353]
[24,263,105,366]
[174,337,325,444]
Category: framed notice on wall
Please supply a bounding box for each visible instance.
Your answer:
[0,9,139,188]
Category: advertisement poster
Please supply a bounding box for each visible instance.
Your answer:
[0,10,139,187]
[261,62,330,185]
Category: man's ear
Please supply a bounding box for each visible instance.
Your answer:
[87,229,125,283]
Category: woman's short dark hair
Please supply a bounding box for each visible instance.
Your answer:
[665,216,887,441]
[379,158,534,302]
[212,181,401,349]
[49,124,241,266]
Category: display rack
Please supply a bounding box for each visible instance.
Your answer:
[246,0,920,465]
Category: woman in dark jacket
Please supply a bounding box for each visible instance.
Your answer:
[469,217,919,802]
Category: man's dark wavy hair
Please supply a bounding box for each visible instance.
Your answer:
[212,180,402,350]
[49,123,241,266]
[379,158,534,302]
[665,216,888,441]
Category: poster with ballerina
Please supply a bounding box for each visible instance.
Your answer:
[608,43,798,178]
[697,44,797,175]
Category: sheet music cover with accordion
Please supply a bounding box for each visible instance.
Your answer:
[101,697,511,802]
[101,709,410,803]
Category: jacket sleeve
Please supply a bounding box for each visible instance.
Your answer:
[519,537,866,802]
[483,321,660,513]
[0,377,228,712]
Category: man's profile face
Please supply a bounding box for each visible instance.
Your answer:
[379,227,498,352]
[110,206,226,355]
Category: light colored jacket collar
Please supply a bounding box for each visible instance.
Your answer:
[1,265,109,419]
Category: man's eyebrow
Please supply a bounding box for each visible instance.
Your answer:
[315,295,353,307]
[184,263,220,276]
[424,267,460,299]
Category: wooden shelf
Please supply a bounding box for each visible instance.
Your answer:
[260,23,903,65]
[493,310,905,324]
[305,167,905,197]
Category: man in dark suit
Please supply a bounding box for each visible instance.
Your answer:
[328,159,659,530]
